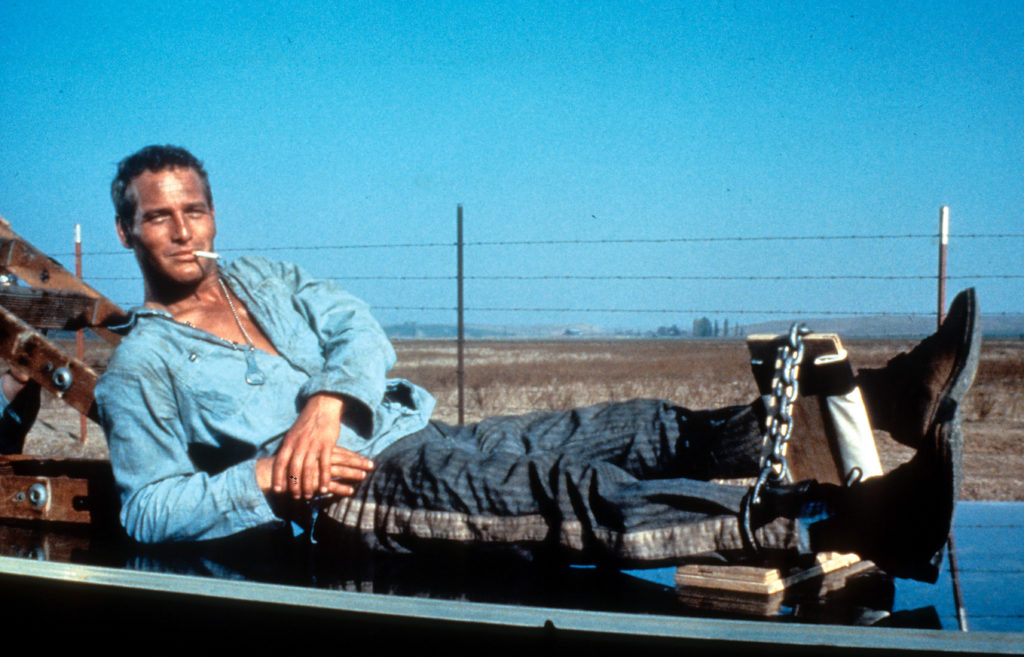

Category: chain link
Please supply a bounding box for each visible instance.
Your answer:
[760,322,810,489]
[740,322,811,554]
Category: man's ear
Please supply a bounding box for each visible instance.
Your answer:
[116,219,133,248]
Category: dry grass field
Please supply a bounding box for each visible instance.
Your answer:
[18,337,1024,500]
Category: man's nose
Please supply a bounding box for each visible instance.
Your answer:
[170,213,192,241]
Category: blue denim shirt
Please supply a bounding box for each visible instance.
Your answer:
[95,256,434,543]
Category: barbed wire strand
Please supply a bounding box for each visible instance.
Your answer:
[56,230,1024,257]
[87,273,1024,282]
[106,302,1021,317]
[69,231,1021,316]
[373,306,943,316]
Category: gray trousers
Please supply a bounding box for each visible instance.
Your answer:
[321,399,812,566]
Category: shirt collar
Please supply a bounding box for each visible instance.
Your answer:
[108,305,173,334]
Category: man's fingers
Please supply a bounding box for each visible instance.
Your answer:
[271,438,372,499]
[330,464,372,483]
[299,448,319,499]
[6,365,31,383]
[272,443,295,492]
[326,481,357,497]
[329,448,374,471]
[276,465,367,500]
[319,444,333,495]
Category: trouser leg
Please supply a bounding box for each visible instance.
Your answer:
[444,398,765,481]
[320,399,808,565]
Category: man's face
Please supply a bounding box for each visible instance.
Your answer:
[117,167,217,290]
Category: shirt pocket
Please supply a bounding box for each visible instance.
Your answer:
[179,348,257,413]
[177,347,295,442]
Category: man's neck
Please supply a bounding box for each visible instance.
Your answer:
[144,272,222,319]
[142,266,280,356]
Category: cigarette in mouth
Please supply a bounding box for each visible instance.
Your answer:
[193,250,220,259]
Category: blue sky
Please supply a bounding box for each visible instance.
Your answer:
[1,2,1021,329]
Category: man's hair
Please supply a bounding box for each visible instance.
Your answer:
[111,145,213,236]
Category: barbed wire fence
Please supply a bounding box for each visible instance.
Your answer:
[75,237,1024,316]
[68,206,1023,423]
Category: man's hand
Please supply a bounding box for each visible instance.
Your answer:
[2,366,31,402]
[268,393,374,499]
[256,446,373,497]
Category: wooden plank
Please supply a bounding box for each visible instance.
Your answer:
[675,553,875,616]
[0,286,103,331]
[0,456,117,527]
[746,333,854,397]
[746,332,858,485]
[0,304,99,421]
[788,395,843,484]
[675,552,864,594]
[0,214,125,344]
[0,474,92,523]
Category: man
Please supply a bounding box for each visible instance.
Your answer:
[95,145,980,583]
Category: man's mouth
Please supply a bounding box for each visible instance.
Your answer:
[167,250,203,260]
[160,252,203,267]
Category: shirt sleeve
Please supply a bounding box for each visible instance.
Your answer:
[96,366,281,543]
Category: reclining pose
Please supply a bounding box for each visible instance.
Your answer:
[93,145,980,583]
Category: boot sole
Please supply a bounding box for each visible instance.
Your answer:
[929,288,982,435]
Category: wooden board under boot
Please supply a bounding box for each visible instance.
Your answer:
[675,552,876,616]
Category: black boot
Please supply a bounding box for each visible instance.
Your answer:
[856,288,980,449]
[808,415,961,583]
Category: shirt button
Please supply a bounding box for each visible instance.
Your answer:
[188,353,198,361]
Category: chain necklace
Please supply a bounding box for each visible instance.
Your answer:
[218,278,267,386]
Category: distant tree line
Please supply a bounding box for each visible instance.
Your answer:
[652,318,744,338]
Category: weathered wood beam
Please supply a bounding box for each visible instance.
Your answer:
[0,304,99,422]
[0,286,103,331]
[0,215,126,344]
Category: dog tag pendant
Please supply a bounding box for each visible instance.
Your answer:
[244,346,266,385]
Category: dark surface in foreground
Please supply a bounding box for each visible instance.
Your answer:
[1,502,1021,655]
